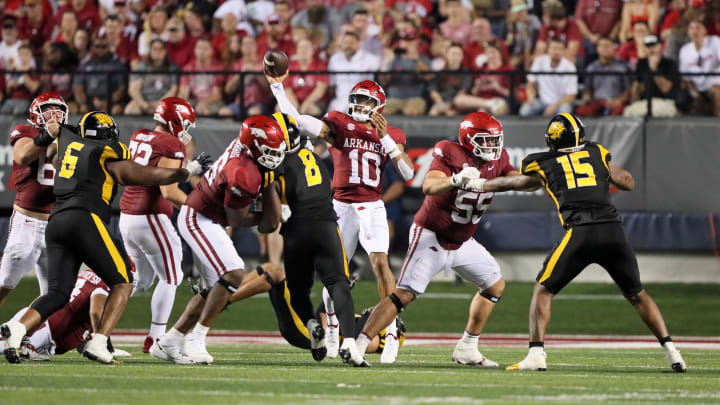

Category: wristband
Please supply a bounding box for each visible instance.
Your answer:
[33,129,55,147]
[381,136,399,156]
[388,148,402,159]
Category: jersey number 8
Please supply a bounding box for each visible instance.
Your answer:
[298,149,322,187]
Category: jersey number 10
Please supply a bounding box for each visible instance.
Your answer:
[348,149,381,187]
[556,151,597,189]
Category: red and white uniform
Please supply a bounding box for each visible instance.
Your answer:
[179,139,261,284]
[119,129,186,289]
[397,141,515,295]
[4,271,109,355]
[0,125,55,291]
[322,111,406,257]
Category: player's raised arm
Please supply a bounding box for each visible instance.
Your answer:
[608,161,635,191]
[371,113,414,181]
[265,72,334,143]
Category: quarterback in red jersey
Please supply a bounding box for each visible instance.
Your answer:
[268,73,415,362]
[0,92,67,308]
[354,113,519,367]
[151,115,286,365]
[119,97,209,353]
[0,270,121,359]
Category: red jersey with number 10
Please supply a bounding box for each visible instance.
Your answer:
[120,129,186,217]
[9,124,56,213]
[414,141,515,250]
[323,111,406,203]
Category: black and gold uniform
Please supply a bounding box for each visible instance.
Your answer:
[521,113,642,296]
[266,113,356,345]
[31,112,133,321]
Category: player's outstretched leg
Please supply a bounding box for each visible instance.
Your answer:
[452,279,504,367]
[507,283,553,371]
[151,293,206,364]
[321,287,340,358]
[626,290,686,372]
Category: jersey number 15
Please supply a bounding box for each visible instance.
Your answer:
[556,151,597,189]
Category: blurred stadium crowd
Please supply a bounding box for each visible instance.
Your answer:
[1,0,720,119]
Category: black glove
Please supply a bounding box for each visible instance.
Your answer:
[33,128,55,147]
[186,152,214,177]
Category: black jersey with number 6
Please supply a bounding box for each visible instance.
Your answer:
[274,147,336,225]
[521,141,619,228]
[52,130,131,223]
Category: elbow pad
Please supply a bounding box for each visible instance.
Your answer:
[397,159,414,181]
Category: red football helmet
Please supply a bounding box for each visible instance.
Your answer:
[240,115,287,169]
[28,92,68,128]
[347,80,385,122]
[458,112,504,161]
[153,97,196,144]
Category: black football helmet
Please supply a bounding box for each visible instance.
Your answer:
[77,111,120,140]
[545,113,585,152]
[271,112,302,152]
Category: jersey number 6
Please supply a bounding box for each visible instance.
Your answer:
[58,142,85,179]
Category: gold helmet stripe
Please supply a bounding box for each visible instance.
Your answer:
[560,113,580,147]
[79,111,96,138]
[272,112,291,149]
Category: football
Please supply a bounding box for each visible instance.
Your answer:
[263,49,290,77]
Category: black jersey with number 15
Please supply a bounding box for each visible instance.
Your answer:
[271,148,336,225]
[521,141,619,228]
[52,130,131,223]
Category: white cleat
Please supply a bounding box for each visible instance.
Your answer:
[307,319,327,362]
[111,348,132,357]
[666,349,687,373]
[380,332,400,364]
[83,333,117,364]
[506,351,547,371]
[182,338,213,364]
[150,339,194,364]
[19,337,50,361]
[452,343,499,367]
[325,323,339,359]
[339,338,370,367]
[1,321,26,364]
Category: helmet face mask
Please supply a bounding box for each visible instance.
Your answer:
[256,141,287,169]
[468,132,503,161]
[347,80,385,123]
[240,115,288,170]
[28,92,68,128]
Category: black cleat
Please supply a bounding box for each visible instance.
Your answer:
[1,324,21,364]
[339,348,371,367]
[308,319,327,362]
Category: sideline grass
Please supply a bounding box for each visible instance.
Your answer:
[1,345,718,404]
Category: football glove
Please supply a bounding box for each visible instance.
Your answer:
[186,152,214,177]
[465,178,487,192]
[449,167,481,188]
[281,204,292,222]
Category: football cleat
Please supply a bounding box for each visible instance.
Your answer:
[19,337,50,361]
[665,348,687,373]
[182,338,213,365]
[111,348,132,357]
[83,333,117,364]
[452,342,499,367]
[1,321,27,364]
[325,322,340,359]
[506,351,547,371]
[143,336,154,353]
[150,339,194,364]
[380,332,399,364]
[307,319,327,362]
[339,338,370,367]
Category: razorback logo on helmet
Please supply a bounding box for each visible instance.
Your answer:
[153,97,196,145]
[251,127,268,139]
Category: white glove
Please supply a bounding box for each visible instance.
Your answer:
[465,178,487,192]
[281,204,292,222]
[449,166,481,188]
[185,160,203,177]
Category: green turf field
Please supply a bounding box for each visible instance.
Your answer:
[1,279,719,335]
[1,345,718,404]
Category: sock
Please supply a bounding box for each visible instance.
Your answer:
[191,323,210,340]
[149,282,178,338]
[356,332,371,355]
[663,341,678,353]
[460,330,480,346]
[528,346,545,357]
[529,341,544,348]
[163,327,185,345]
[659,336,673,346]
[385,319,398,340]
[322,287,338,326]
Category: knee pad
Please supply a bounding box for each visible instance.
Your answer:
[388,292,405,313]
[30,290,70,320]
[480,290,501,303]
[217,277,240,293]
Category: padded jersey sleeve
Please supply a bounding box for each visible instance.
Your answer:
[428,141,454,176]
[321,111,347,148]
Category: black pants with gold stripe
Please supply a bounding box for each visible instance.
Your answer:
[537,222,642,296]
[31,208,133,320]
[280,220,356,341]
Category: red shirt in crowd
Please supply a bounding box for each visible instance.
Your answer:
[463,39,510,69]
[55,1,102,34]
[471,64,513,99]
[181,59,226,101]
[17,14,55,51]
[167,35,198,68]
[574,0,622,37]
[287,59,328,103]
[256,27,296,60]
[538,18,585,57]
